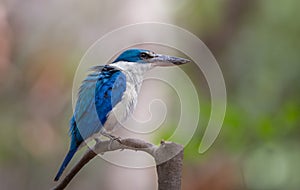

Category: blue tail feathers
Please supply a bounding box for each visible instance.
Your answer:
[54,147,78,181]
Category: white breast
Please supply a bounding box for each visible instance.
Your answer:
[103,62,152,132]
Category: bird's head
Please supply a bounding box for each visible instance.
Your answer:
[112,49,190,67]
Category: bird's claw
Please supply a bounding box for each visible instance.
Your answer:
[100,131,122,150]
[107,136,122,150]
[112,136,122,144]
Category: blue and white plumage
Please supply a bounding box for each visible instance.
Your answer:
[54,49,189,181]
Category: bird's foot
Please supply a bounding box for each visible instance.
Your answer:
[101,132,122,143]
[111,136,122,144]
[100,131,122,150]
[107,136,122,150]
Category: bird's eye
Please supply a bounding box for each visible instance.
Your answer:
[140,52,152,59]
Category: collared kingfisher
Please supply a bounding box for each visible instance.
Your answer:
[54,48,190,181]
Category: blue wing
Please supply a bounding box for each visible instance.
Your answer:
[95,66,127,125]
[73,65,126,140]
[54,65,126,181]
[68,65,125,140]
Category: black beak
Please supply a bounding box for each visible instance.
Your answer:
[151,54,190,66]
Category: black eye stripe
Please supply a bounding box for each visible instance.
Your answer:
[140,52,153,59]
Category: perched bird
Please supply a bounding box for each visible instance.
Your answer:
[54,48,189,181]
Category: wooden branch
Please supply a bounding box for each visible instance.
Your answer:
[155,141,184,190]
[52,138,184,190]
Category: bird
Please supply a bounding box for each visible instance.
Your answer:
[54,48,190,181]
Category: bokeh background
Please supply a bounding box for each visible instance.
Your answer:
[1,0,300,189]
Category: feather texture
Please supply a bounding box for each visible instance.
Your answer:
[54,65,126,181]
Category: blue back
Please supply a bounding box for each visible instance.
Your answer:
[94,66,126,125]
[70,65,126,147]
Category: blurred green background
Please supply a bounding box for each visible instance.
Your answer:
[0,0,300,189]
